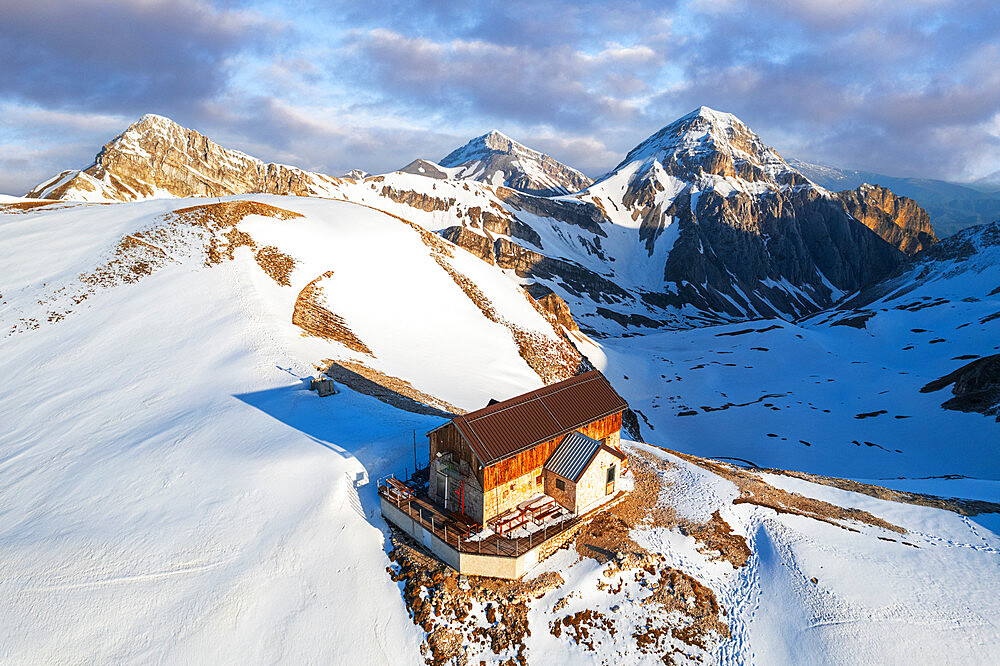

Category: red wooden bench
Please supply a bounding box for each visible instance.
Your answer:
[385,478,414,501]
[532,505,561,523]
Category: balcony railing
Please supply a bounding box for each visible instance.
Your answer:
[377,474,588,558]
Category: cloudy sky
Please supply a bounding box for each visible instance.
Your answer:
[2,0,999,195]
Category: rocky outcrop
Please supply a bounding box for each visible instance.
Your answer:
[532,291,579,332]
[660,188,904,317]
[292,272,373,355]
[379,186,456,212]
[439,226,494,264]
[26,115,340,202]
[438,224,630,304]
[496,187,606,237]
[439,130,592,196]
[493,238,631,303]
[467,206,543,248]
[398,159,450,180]
[921,354,1000,421]
[836,184,938,255]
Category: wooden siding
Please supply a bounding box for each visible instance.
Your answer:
[482,411,622,491]
[429,423,483,486]
[479,410,623,523]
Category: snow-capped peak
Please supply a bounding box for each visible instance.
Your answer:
[136,113,178,127]
[601,106,805,189]
[440,130,530,167]
[438,131,592,196]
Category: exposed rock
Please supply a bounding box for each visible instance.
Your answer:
[379,186,456,213]
[920,354,1000,421]
[659,188,904,318]
[292,272,373,355]
[254,246,296,287]
[398,159,450,180]
[492,237,631,303]
[320,360,461,416]
[495,187,607,237]
[467,206,543,247]
[533,291,580,331]
[439,226,495,264]
[668,448,905,534]
[836,184,938,255]
[26,114,341,202]
[595,307,666,329]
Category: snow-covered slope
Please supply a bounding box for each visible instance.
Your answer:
[2,196,998,663]
[600,222,1000,485]
[0,193,587,662]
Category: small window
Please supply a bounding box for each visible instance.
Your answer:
[607,465,616,484]
[536,474,543,485]
[555,478,565,491]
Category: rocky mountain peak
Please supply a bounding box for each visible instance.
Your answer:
[610,106,806,187]
[439,131,592,197]
[442,130,523,165]
[26,114,339,202]
[480,130,516,151]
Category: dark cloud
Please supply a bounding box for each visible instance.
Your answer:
[2,0,999,195]
[195,95,468,177]
[328,0,676,49]
[339,28,665,133]
[662,0,1000,178]
[0,0,278,115]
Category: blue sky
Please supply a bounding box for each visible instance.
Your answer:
[2,0,999,195]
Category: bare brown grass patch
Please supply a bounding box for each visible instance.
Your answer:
[292,272,372,355]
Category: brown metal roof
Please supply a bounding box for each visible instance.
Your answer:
[449,370,628,467]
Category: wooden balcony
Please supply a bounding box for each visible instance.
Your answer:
[377,475,589,558]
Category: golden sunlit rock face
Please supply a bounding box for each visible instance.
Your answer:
[27,115,343,202]
[836,183,939,255]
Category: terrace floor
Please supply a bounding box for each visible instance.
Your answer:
[378,475,626,559]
